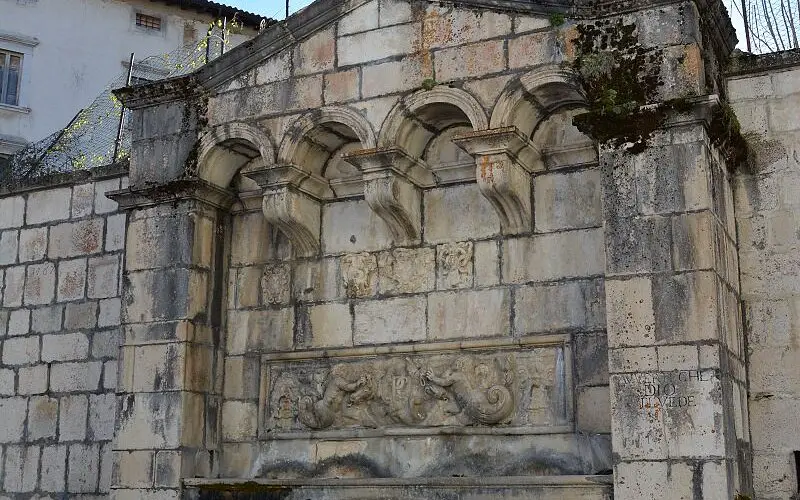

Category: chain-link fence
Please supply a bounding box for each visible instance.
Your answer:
[0,24,233,186]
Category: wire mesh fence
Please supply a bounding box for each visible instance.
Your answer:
[0,24,231,186]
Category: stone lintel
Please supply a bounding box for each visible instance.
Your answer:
[452,127,541,234]
[106,178,235,211]
[261,186,321,258]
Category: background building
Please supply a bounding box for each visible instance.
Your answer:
[0,0,263,158]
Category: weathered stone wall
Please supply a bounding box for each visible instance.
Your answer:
[0,167,127,498]
[729,50,800,500]
[213,0,614,480]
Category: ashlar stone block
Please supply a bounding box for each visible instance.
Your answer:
[51,362,102,392]
[40,444,67,492]
[3,445,40,492]
[424,184,501,243]
[435,40,506,81]
[28,395,58,439]
[294,27,335,76]
[0,229,18,265]
[502,228,605,283]
[42,332,90,362]
[72,183,95,218]
[225,308,294,355]
[353,296,426,345]
[18,364,48,394]
[87,255,120,299]
[308,302,352,348]
[8,308,30,336]
[605,277,656,347]
[24,262,56,305]
[377,247,435,295]
[49,219,104,259]
[27,187,71,224]
[0,196,25,229]
[428,288,510,340]
[68,442,100,492]
[0,397,27,442]
[514,279,605,334]
[534,169,603,232]
[323,199,394,254]
[94,178,120,214]
[2,336,39,365]
[57,258,87,302]
[18,227,47,262]
[337,23,417,67]
[3,265,25,307]
[59,394,89,441]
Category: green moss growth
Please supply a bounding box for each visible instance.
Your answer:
[421,78,437,91]
[571,19,665,153]
[549,13,565,27]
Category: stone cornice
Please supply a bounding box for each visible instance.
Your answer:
[727,48,800,77]
[106,178,235,210]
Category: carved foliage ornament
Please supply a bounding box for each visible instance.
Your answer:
[437,241,473,289]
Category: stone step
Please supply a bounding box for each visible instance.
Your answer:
[184,475,613,500]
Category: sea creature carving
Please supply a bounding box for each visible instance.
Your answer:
[265,349,561,432]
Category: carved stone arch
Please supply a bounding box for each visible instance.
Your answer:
[490,65,586,139]
[378,87,489,158]
[196,122,276,189]
[277,106,377,167]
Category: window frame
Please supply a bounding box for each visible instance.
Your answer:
[0,49,23,107]
[135,12,163,31]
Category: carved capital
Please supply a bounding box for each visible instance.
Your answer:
[453,127,542,234]
[343,147,433,245]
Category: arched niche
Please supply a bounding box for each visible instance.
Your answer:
[275,106,377,198]
[242,107,377,257]
[490,66,587,139]
[197,122,276,189]
[379,87,489,180]
[490,65,596,168]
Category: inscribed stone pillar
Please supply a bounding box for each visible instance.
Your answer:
[601,120,751,499]
[108,180,232,499]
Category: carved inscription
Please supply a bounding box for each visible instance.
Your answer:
[264,346,569,433]
[621,370,715,418]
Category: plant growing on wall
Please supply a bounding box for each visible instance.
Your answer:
[571,18,751,167]
[571,19,667,153]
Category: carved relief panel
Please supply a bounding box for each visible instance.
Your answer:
[261,338,571,436]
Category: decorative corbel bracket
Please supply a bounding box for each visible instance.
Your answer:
[243,165,326,258]
[343,146,435,245]
[452,127,543,234]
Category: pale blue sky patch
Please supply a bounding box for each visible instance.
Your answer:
[222,0,315,19]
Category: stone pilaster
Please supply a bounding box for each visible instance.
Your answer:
[108,180,233,499]
[601,119,751,499]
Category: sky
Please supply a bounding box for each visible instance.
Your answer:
[221,0,315,19]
